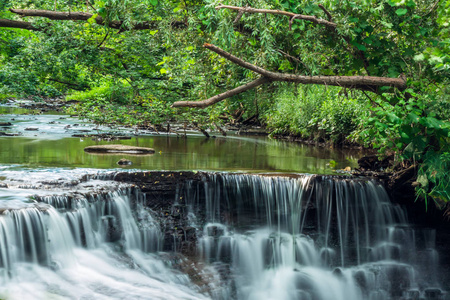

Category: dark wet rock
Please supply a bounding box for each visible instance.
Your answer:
[0,132,18,136]
[0,122,12,127]
[25,127,39,131]
[357,155,394,171]
[424,288,442,300]
[404,289,420,300]
[0,182,7,188]
[84,144,155,154]
[117,158,132,165]
[101,215,122,243]
[332,267,344,279]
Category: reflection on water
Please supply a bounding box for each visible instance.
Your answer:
[0,135,362,173]
[0,106,364,173]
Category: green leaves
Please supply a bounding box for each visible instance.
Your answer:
[395,8,408,16]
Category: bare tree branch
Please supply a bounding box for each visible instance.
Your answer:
[203,43,405,90]
[233,6,246,24]
[172,43,406,108]
[0,18,40,31]
[216,4,337,29]
[277,49,311,72]
[10,8,155,30]
[318,4,333,21]
[172,77,270,108]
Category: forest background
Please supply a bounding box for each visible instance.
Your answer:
[0,0,449,208]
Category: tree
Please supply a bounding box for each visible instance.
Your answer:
[172,1,448,108]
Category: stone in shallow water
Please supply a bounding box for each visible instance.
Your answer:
[84,144,155,154]
[0,122,12,127]
[117,158,133,165]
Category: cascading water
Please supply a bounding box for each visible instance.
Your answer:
[181,174,445,300]
[0,176,208,300]
[0,170,446,300]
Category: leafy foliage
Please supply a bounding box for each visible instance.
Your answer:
[265,85,367,145]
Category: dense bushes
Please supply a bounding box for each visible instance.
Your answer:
[264,85,367,145]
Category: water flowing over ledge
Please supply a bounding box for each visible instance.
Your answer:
[0,170,448,300]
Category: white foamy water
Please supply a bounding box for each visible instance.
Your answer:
[0,170,446,299]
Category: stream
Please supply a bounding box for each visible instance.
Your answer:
[0,103,448,300]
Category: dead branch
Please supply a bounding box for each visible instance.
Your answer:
[204,44,405,90]
[318,4,333,21]
[0,18,40,31]
[10,8,154,30]
[216,4,337,29]
[172,77,270,108]
[192,122,210,138]
[172,44,406,109]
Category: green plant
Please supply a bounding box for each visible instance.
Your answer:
[416,152,450,208]
[265,84,366,145]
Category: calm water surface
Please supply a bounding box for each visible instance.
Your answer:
[0,107,362,173]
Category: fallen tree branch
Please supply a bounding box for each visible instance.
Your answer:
[192,122,210,138]
[172,77,270,108]
[0,18,40,31]
[172,43,406,108]
[10,8,154,30]
[204,44,405,90]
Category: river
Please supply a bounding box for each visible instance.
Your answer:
[0,103,447,300]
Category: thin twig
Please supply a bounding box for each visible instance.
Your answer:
[318,4,332,21]
[423,0,440,17]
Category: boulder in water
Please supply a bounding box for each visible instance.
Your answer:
[84,144,155,154]
[0,122,12,127]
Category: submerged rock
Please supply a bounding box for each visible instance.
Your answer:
[0,122,12,127]
[117,158,133,165]
[25,127,39,131]
[84,144,155,154]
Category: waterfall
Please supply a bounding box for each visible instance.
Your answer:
[181,174,444,300]
[0,184,207,300]
[0,171,445,300]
